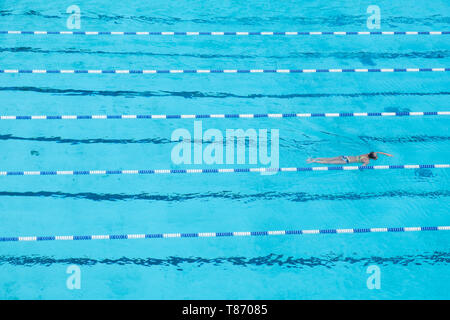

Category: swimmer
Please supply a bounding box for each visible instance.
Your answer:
[307,151,393,166]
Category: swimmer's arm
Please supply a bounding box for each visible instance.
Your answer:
[361,159,370,166]
[376,152,394,157]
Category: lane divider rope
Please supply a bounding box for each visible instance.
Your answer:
[1,225,449,242]
[1,111,449,120]
[0,68,448,74]
[1,31,449,36]
[1,164,449,176]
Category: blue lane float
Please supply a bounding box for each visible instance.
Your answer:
[1,164,449,176]
[0,68,448,74]
[1,111,448,120]
[1,225,449,243]
[1,31,449,36]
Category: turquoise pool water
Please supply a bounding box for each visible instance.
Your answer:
[0,0,449,299]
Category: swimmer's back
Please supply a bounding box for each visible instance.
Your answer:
[347,155,365,163]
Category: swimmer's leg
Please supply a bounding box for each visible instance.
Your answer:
[308,156,347,164]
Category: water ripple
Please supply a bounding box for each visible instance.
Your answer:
[1,47,448,62]
[0,134,172,145]
[0,134,447,146]
[1,87,449,99]
[2,10,449,27]
[0,252,448,270]
[0,190,447,203]
[359,135,450,143]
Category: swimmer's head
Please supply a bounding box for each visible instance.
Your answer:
[368,152,378,160]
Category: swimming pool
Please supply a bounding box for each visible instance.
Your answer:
[0,0,449,299]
